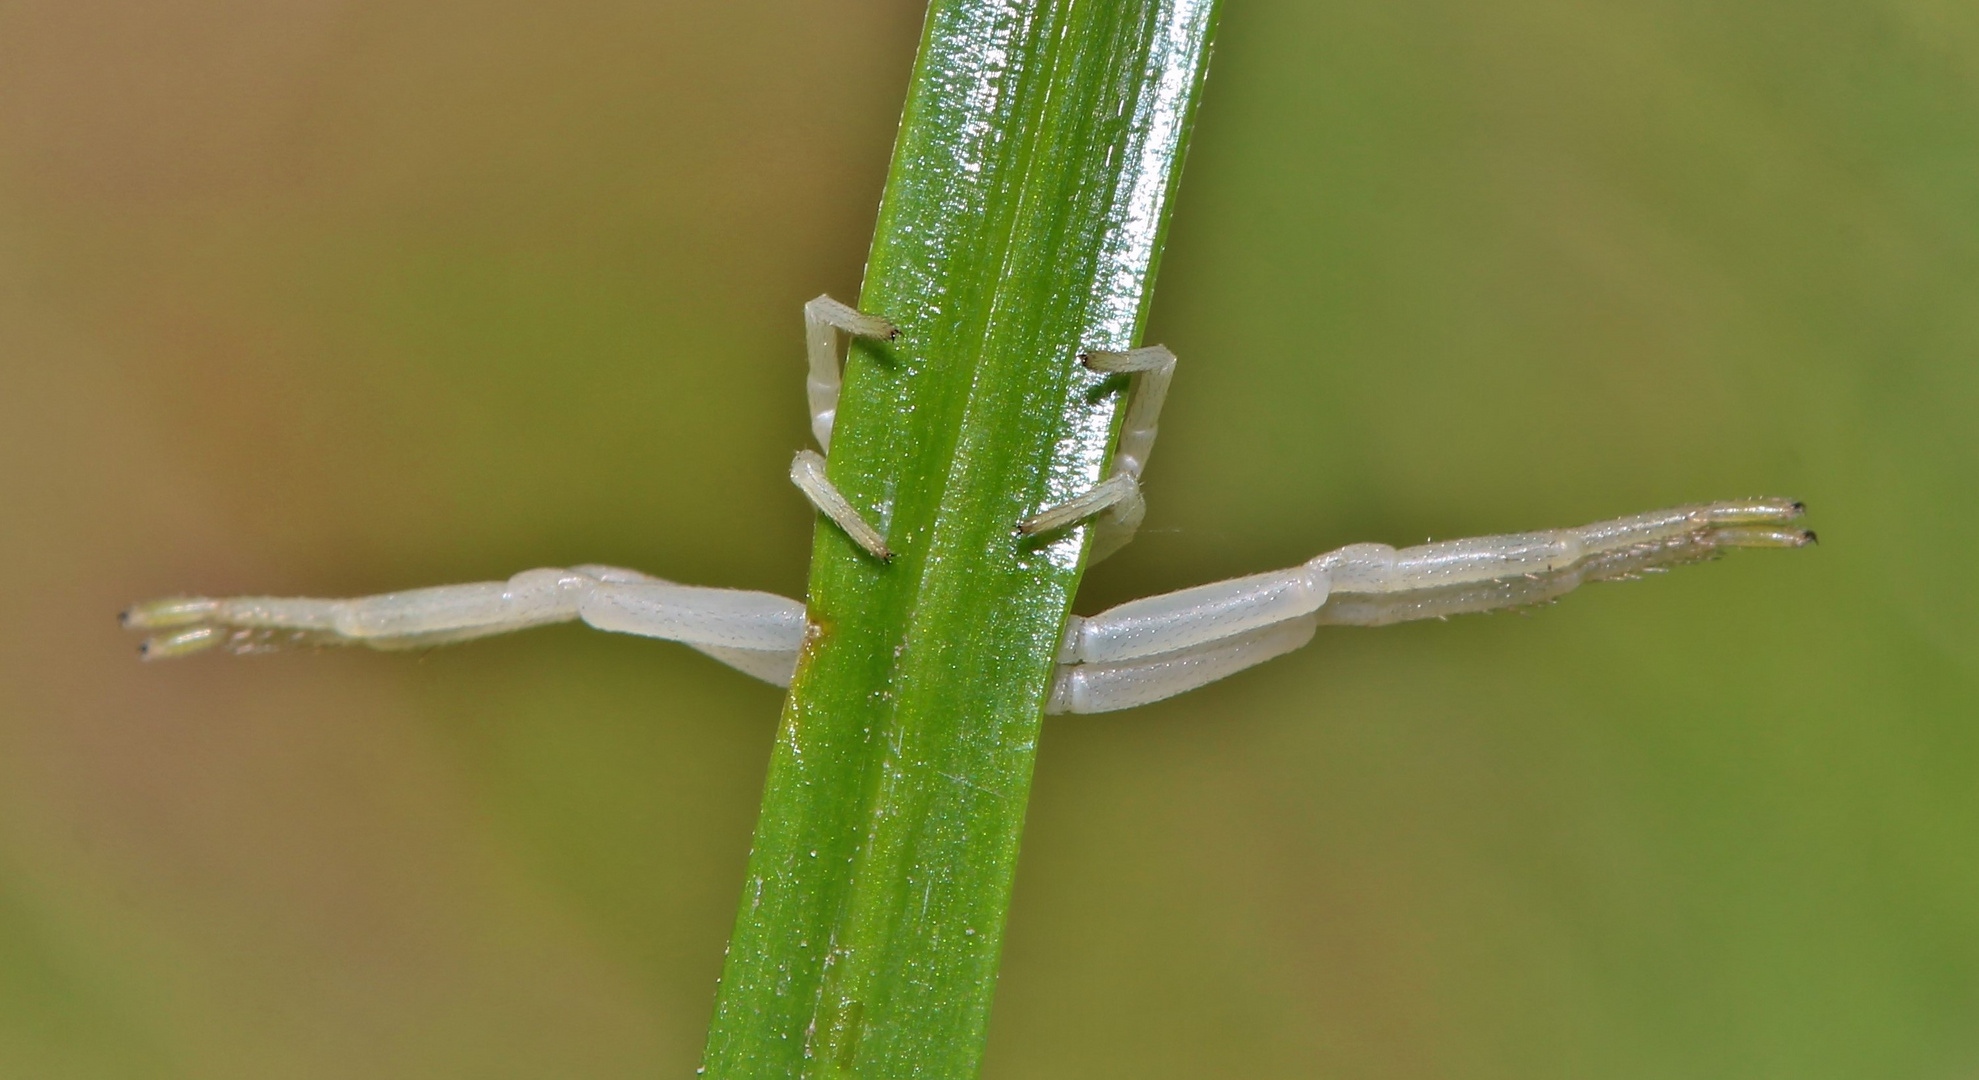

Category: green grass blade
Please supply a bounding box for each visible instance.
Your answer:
[700,0,1220,1075]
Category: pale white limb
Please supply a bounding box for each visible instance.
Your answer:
[1051,499,1812,707]
[1020,345,1176,563]
[1308,498,1810,596]
[790,449,892,561]
[1057,563,1331,665]
[1046,616,1317,715]
[805,294,897,452]
[689,646,798,688]
[575,566,800,686]
[122,564,807,680]
[1085,346,1175,486]
[797,296,898,560]
[1019,473,1141,539]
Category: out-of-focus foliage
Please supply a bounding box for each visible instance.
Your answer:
[0,1,1970,1078]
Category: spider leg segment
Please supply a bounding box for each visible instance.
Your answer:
[1058,563,1330,665]
[1085,346,1176,492]
[121,564,807,682]
[1047,616,1318,714]
[1044,498,1812,713]
[804,294,897,453]
[1019,472,1142,539]
[1020,345,1176,563]
[794,295,898,561]
[790,449,892,561]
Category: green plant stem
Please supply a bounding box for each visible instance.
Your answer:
[701,1,1220,1075]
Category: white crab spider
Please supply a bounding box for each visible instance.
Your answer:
[124,296,1813,713]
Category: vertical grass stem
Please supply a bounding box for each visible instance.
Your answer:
[703,2,1221,1074]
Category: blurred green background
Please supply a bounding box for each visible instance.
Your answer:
[1,0,1972,1076]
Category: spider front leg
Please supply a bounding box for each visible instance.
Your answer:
[791,295,897,561]
[1020,345,1176,564]
[1047,498,1813,713]
[1048,614,1320,714]
[122,564,806,684]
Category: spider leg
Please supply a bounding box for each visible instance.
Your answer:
[573,566,800,685]
[790,449,892,561]
[795,295,898,560]
[1047,499,1812,709]
[1308,499,1811,598]
[804,294,896,453]
[1020,345,1176,563]
[1056,562,1330,665]
[121,564,807,681]
[1047,615,1317,714]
